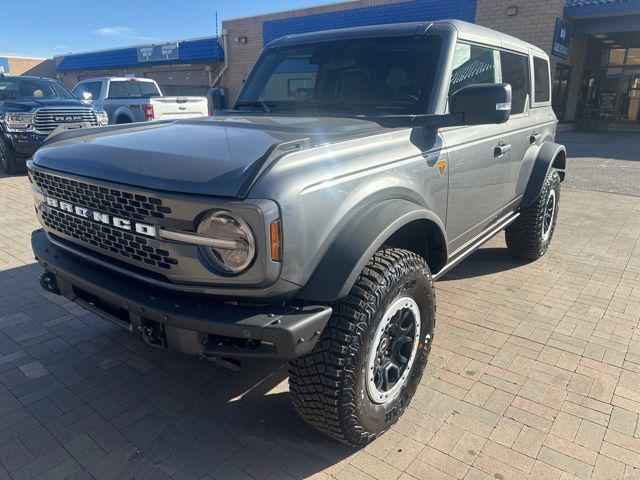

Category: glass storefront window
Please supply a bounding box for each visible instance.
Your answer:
[627,48,640,65]
[600,49,626,66]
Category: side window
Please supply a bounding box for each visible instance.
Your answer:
[500,52,529,114]
[533,57,550,103]
[450,43,497,94]
[87,82,102,100]
[72,82,90,99]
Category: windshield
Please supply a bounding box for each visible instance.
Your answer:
[236,35,441,115]
[107,80,161,99]
[0,77,75,101]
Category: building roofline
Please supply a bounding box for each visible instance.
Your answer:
[54,35,220,59]
[0,54,47,60]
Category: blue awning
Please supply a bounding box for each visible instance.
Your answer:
[57,37,224,73]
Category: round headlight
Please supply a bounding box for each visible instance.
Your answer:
[197,210,256,274]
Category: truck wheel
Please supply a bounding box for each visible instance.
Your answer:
[506,168,561,260]
[289,248,435,446]
[0,138,23,175]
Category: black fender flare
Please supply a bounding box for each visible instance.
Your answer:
[297,199,447,303]
[521,141,566,209]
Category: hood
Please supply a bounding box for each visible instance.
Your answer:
[1,99,88,113]
[32,115,385,197]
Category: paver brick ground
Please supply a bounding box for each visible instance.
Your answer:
[0,131,639,479]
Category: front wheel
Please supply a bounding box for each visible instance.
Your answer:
[506,168,561,260]
[289,248,435,446]
[0,138,24,175]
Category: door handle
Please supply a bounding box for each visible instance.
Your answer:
[494,142,511,157]
[529,132,542,144]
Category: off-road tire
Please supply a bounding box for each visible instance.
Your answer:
[0,138,24,175]
[289,248,436,446]
[506,168,561,260]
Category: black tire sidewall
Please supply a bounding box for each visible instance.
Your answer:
[352,265,435,434]
[538,170,561,255]
[0,137,19,175]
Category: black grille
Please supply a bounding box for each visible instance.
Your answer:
[31,170,171,221]
[42,208,178,270]
[34,107,99,134]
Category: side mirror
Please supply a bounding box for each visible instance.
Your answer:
[449,83,512,125]
[207,87,226,115]
[82,91,93,101]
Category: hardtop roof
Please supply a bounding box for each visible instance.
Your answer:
[268,19,548,59]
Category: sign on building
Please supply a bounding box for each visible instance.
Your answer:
[137,43,179,63]
[552,18,570,59]
[0,57,10,74]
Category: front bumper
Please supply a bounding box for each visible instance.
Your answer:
[32,229,331,360]
[3,132,46,158]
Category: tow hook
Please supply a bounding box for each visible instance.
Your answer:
[139,322,167,349]
[39,272,60,295]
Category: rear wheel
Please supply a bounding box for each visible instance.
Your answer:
[0,138,24,175]
[506,168,561,259]
[289,248,435,446]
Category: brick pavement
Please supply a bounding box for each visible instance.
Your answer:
[0,152,639,479]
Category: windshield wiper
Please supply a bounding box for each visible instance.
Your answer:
[235,100,273,113]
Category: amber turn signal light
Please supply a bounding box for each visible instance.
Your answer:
[270,219,282,262]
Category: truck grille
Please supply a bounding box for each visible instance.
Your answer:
[31,169,178,270]
[42,209,178,270]
[34,107,99,134]
[31,170,172,221]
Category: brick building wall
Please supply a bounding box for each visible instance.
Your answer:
[3,57,57,78]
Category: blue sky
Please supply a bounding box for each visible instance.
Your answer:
[1,0,344,57]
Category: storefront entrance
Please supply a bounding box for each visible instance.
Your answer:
[577,33,640,126]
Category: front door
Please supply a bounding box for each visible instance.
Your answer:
[441,43,510,253]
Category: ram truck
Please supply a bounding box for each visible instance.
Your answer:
[30,20,566,446]
[0,74,108,174]
[72,77,208,124]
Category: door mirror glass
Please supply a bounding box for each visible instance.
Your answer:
[449,83,512,125]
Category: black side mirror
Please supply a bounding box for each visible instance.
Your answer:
[449,83,512,125]
[207,87,227,115]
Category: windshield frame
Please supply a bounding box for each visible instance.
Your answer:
[0,77,75,101]
[234,33,444,117]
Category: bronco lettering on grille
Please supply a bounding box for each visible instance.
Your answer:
[43,195,157,237]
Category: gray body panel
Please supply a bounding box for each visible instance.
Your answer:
[30,19,563,305]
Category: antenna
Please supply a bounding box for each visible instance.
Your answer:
[215,12,219,37]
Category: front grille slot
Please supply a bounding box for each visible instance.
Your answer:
[42,209,177,269]
[34,107,99,134]
[31,170,171,221]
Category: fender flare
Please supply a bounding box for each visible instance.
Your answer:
[113,106,135,124]
[297,199,447,303]
[521,141,566,209]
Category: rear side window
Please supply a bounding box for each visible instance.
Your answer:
[500,52,529,114]
[450,43,496,94]
[533,57,550,103]
[108,81,161,99]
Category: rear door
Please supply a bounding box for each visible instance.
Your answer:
[440,42,511,253]
[499,50,534,209]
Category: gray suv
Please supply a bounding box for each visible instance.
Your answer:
[29,20,565,446]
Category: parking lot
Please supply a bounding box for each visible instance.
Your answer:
[0,131,639,480]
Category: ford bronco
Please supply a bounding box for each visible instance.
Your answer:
[29,20,565,446]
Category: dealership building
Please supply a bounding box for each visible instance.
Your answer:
[45,0,640,126]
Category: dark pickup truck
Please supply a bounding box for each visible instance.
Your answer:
[0,74,108,174]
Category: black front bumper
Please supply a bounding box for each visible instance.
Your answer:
[3,131,46,158]
[32,229,331,360]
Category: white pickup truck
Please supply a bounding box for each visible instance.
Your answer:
[72,77,208,124]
